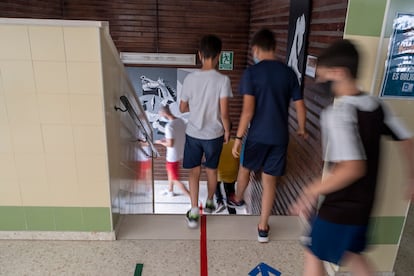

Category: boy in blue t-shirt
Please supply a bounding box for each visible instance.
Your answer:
[229,29,307,242]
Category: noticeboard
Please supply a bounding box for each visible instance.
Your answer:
[380,13,414,99]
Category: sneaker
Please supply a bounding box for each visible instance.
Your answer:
[186,210,199,229]
[227,196,246,209]
[215,201,226,213]
[257,225,270,243]
[161,189,176,197]
[204,201,216,214]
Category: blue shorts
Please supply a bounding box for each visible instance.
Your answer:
[240,139,287,176]
[183,135,224,169]
[306,216,368,265]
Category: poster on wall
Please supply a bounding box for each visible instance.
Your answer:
[286,0,311,88]
[126,67,196,140]
[380,13,414,99]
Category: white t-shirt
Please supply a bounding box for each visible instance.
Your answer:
[180,70,232,139]
[321,94,412,163]
[164,118,186,162]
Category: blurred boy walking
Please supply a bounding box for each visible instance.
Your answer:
[292,40,414,275]
[155,105,190,198]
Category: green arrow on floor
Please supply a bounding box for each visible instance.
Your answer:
[134,264,143,276]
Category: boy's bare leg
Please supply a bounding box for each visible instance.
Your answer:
[259,172,277,230]
[189,166,201,208]
[344,252,374,276]
[174,180,190,197]
[234,165,251,201]
[303,249,325,276]
[205,168,218,201]
[167,171,174,192]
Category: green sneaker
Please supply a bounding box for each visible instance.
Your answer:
[186,210,199,229]
[204,201,216,214]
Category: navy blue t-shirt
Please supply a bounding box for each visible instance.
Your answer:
[239,60,302,145]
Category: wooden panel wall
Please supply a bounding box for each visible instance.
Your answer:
[0,0,62,18]
[0,0,250,181]
[0,1,348,194]
[248,0,348,215]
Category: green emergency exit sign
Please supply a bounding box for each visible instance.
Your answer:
[219,51,234,70]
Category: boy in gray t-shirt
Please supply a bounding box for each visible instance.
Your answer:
[180,34,232,228]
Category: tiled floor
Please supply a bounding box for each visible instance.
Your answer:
[0,239,303,276]
[394,203,414,275]
[1,207,413,275]
[0,215,304,276]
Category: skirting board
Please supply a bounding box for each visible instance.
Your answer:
[0,231,116,241]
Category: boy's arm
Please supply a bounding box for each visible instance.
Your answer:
[307,160,366,196]
[155,138,174,148]
[220,97,231,143]
[232,95,255,158]
[291,159,366,216]
[179,101,189,113]
[294,99,307,138]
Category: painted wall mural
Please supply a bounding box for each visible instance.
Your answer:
[126,67,195,140]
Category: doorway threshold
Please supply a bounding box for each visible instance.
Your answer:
[116,214,303,241]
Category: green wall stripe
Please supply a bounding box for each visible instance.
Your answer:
[0,206,26,231]
[345,0,387,37]
[0,206,404,243]
[0,206,112,232]
[82,207,112,232]
[25,207,54,231]
[368,216,405,245]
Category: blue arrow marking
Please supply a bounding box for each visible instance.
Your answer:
[248,262,281,276]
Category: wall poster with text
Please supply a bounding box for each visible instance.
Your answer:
[380,13,414,99]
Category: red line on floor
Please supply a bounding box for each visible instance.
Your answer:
[200,214,208,276]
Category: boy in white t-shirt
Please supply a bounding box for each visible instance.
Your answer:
[180,34,232,228]
[155,105,190,198]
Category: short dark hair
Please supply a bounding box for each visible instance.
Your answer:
[318,39,359,78]
[199,35,222,59]
[159,104,171,115]
[251,29,276,51]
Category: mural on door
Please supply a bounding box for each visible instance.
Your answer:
[126,67,196,140]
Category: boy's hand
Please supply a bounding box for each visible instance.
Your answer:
[154,139,166,145]
[232,139,241,158]
[224,131,230,144]
[297,128,308,139]
[290,185,318,219]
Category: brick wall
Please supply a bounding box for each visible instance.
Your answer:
[0,0,250,181]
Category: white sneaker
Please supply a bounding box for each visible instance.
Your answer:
[161,189,176,197]
[215,202,226,213]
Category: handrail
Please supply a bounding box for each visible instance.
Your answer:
[115,95,159,158]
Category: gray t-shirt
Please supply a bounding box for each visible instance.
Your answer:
[180,70,232,139]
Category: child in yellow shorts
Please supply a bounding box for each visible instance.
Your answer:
[215,138,239,214]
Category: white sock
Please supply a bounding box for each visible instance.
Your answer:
[190,207,199,215]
